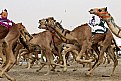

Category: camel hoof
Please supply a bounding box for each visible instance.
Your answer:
[63,68,67,72]
[36,69,40,72]
[44,72,49,75]
[102,75,110,77]
[73,69,77,71]
[85,72,92,77]
[88,68,91,71]
[76,57,80,62]
[9,78,16,81]
[50,69,55,72]
[57,70,60,72]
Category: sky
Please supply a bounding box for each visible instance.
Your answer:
[1,0,121,45]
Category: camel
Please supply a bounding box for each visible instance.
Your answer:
[79,7,121,76]
[28,31,66,74]
[38,17,118,76]
[15,25,65,74]
[0,21,20,81]
[14,23,33,65]
[39,17,93,64]
[0,22,34,81]
[17,44,41,69]
[89,7,121,38]
[12,23,65,74]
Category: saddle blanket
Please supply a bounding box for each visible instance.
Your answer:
[0,19,12,29]
[88,23,108,34]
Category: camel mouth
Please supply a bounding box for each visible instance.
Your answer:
[88,9,95,14]
[38,25,47,29]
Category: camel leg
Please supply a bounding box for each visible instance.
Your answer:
[0,36,18,77]
[86,38,111,76]
[107,46,118,76]
[72,51,78,71]
[36,63,46,72]
[0,48,6,68]
[14,43,23,65]
[76,41,93,63]
[34,51,39,65]
[0,46,16,81]
[61,45,78,72]
[27,53,33,69]
[62,50,67,72]
[36,52,46,72]
[0,68,16,81]
[88,44,100,71]
[43,50,52,75]
[86,48,105,76]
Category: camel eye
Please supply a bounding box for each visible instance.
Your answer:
[98,9,102,12]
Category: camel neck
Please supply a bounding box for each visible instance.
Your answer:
[106,16,121,38]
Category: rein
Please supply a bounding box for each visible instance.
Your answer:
[95,8,111,19]
[47,25,65,42]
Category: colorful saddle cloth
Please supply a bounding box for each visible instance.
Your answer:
[0,18,12,29]
[88,23,108,34]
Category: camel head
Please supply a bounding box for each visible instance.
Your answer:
[38,18,47,29]
[38,17,56,30]
[17,23,33,42]
[89,7,111,21]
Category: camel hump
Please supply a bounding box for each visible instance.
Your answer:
[81,23,88,26]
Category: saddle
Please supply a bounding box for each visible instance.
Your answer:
[0,18,12,29]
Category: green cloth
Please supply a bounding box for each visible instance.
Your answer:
[99,19,105,27]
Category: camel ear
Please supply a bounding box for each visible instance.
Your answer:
[39,20,41,23]
[20,22,22,25]
[54,20,56,22]
[50,17,54,20]
[105,7,107,11]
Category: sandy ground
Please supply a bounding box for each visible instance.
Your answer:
[1,58,121,81]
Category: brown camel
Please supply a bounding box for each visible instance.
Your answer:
[88,7,120,76]
[0,22,20,81]
[0,22,34,81]
[14,23,33,65]
[12,23,64,74]
[28,31,65,74]
[38,17,118,76]
[15,24,65,74]
[38,17,93,63]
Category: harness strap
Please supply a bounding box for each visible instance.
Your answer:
[95,9,111,19]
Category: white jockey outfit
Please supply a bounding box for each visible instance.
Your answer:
[88,15,107,34]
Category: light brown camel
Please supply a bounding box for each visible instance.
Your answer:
[38,17,93,64]
[15,24,65,74]
[29,31,66,74]
[89,7,121,38]
[38,17,118,76]
[13,23,64,74]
